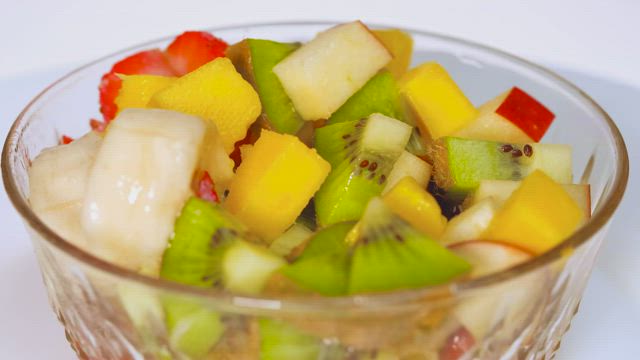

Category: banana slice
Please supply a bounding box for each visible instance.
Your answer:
[82,109,206,275]
[29,131,102,248]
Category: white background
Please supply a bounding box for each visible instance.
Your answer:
[1,1,639,359]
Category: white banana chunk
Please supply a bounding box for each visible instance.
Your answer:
[29,131,102,248]
[82,109,206,275]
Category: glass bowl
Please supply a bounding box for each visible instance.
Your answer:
[2,22,629,360]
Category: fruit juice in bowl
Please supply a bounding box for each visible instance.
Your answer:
[2,21,628,359]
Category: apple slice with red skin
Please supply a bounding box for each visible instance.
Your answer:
[439,326,476,360]
[448,240,545,343]
[495,87,554,142]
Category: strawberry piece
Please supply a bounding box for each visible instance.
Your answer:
[495,87,555,142]
[196,171,220,203]
[61,135,74,145]
[98,49,175,122]
[439,326,475,360]
[165,31,228,76]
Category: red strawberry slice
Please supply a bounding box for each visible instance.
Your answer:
[195,171,220,203]
[165,31,228,76]
[98,49,175,122]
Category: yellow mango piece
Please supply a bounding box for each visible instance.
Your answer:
[224,130,330,241]
[149,57,261,153]
[482,170,584,254]
[114,75,176,113]
[399,62,478,139]
[383,177,447,238]
[373,29,413,79]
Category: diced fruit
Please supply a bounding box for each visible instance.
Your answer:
[430,137,572,200]
[399,62,478,139]
[114,74,175,113]
[348,198,470,293]
[60,135,73,144]
[222,241,286,294]
[372,29,413,79]
[149,57,262,153]
[29,132,102,249]
[281,222,354,296]
[495,87,554,142]
[439,326,476,360]
[406,128,430,158]
[259,319,320,360]
[165,31,228,76]
[161,197,242,288]
[454,90,533,143]
[481,170,585,254]
[199,122,235,194]
[314,114,412,226]
[225,130,330,241]
[269,223,313,257]
[382,150,432,194]
[195,171,219,203]
[471,179,591,218]
[273,21,392,120]
[441,199,498,245]
[327,71,403,125]
[227,39,305,134]
[82,109,206,275]
[90,118,107,132]
[99,49,176,121]
[163,297,225,359]
[449,240,536,340]
[383,177,447,238]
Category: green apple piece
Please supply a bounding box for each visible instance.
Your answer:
[441,198,498,245]
[327,71,403,125]
[382,150,432,195]
[227,39,304,134]
[273,21,392,120]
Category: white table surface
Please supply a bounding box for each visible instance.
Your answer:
[1,1,638,359]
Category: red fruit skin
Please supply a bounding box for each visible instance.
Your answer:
[229,126,260,169]
[89,118,107,132]
[495,87,555,142]
[196,171,220,203]
[439,326,476,360]
[61,135,73,145]
[98,49,175,122]
[165,31,228,76]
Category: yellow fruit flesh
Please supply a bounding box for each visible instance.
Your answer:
[225,130,330,241]
[399,62,478,139]
[114,75,176,113]
[149,58,261,153]
[373,29,413,79]
[482,170,584,254]
[383,177,447,238]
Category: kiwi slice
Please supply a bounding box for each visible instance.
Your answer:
[280,222,354,296]
[159,197,246,358]
[259,319,322,360]
[430,137,572,201]
[226,39,304,134]
[348,198,470,294]
[327,71,403,125]
[314,113,413,226]
[160,197,244,287]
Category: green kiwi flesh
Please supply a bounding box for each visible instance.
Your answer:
[258,319,321,360]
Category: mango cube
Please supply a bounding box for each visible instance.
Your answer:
[482,170,584,254]
[225,130,330,241]
[383,177,447,238]
[400,62,478,139]
[373,29,413,79]
[149,57,261,152]
[114,75,176,113]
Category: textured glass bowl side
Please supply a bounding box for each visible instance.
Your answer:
[2,22,628,359]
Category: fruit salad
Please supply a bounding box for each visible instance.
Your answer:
[28,21,590,359]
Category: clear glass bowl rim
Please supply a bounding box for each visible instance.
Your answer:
[2,21,629,313]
